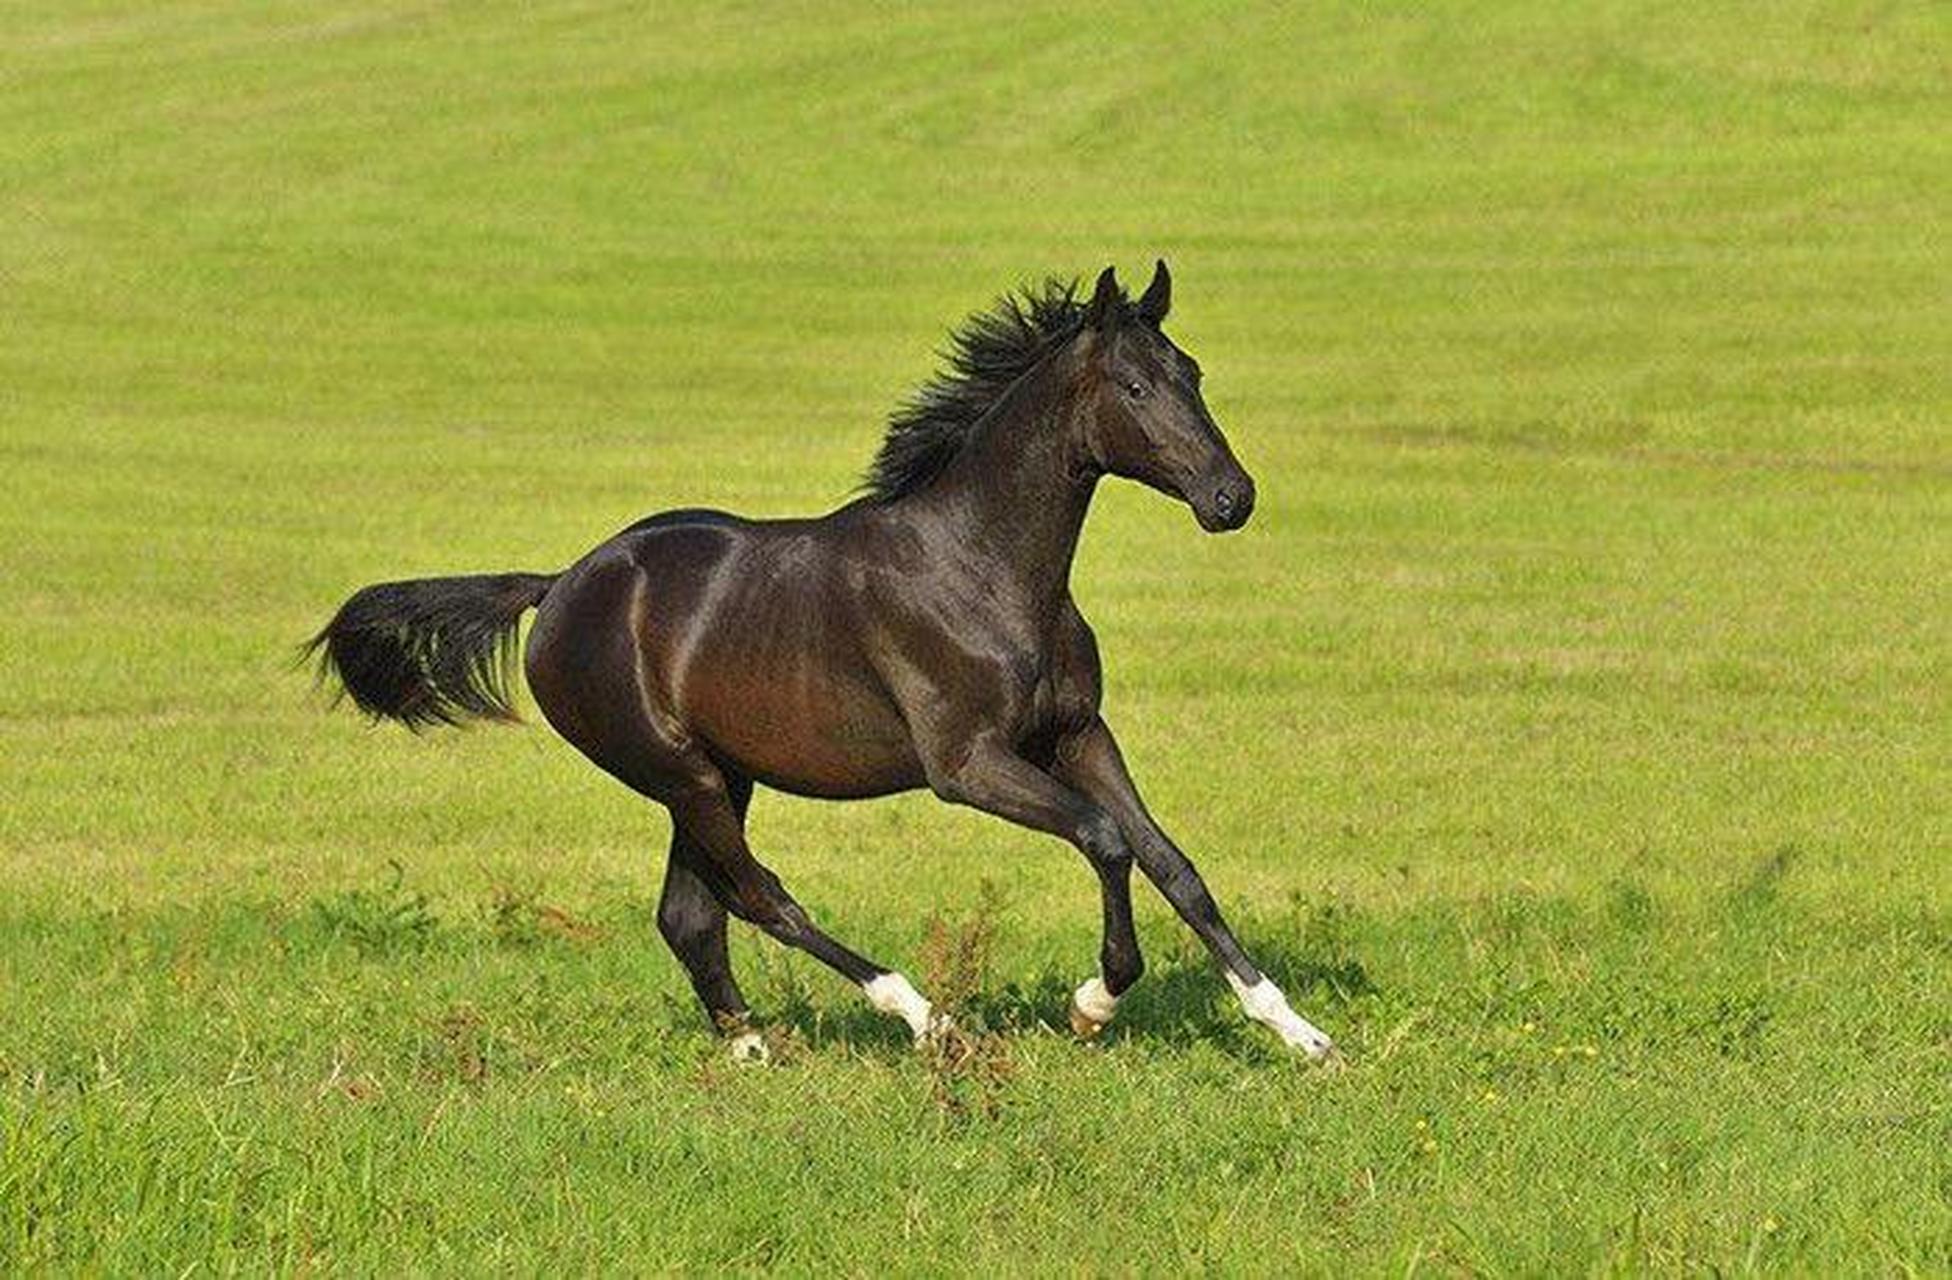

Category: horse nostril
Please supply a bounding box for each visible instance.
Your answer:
[1212,482,1254,527]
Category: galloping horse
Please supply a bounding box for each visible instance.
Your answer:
[310,262,1335,1060]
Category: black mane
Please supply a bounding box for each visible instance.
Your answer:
[864,277,1129,501]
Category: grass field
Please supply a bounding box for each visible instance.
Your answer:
[3,1,1948,1272]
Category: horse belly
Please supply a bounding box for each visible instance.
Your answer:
[692,668,924,798]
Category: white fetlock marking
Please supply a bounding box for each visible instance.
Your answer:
[1074,977,1118,1025]
[1227,972,1336,1059]
[862,972,935,1041]
[726,1029,770,1064]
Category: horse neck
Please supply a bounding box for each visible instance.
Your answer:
[913,357,1097,609]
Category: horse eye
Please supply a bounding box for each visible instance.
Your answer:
[1125,381,1147,400]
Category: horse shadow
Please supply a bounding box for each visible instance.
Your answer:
[760,930,1374,1060]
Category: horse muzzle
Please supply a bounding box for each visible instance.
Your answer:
[1193,472,1256,533]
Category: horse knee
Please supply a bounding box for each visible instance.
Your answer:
[744,895,813,945]
[1078,813,1129,868]
[657,892,717,952]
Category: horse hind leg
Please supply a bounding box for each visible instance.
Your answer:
[665,772,944,1045]
[659,829,767,1062]
[526,586,771,1058]
[525,575,937,1048]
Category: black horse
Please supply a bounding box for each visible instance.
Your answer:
[310,262,1335,1060]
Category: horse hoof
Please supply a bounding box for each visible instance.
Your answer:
[1068,977,1116,1040]
[918,1012,959,1048]
[727,1030,771,1065]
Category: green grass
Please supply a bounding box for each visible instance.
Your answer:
[2,0,1947,1272]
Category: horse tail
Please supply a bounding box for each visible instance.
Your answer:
[305,571,560,730]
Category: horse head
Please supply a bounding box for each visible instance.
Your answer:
[1073,261,1256,533]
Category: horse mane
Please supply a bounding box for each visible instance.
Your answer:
[863,276,1130,501]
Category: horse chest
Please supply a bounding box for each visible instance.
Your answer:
[997,641,1092,743]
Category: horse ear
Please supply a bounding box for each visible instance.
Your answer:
[1136,258,1171,326]
[1084,266,1121,331]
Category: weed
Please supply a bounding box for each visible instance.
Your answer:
[486,883,601,948]
[419,1005,491,1086]
[310,861,438,957]
[1731,844,1802,917]
[919,879,1005,1014]
[918,881,1014,1120]
[1603,878,1657,933]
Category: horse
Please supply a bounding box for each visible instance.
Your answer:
[308,261,1336,1062]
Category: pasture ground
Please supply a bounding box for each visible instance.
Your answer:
[3,2,1947,1272]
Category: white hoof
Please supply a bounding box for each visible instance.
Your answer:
[1228,972,1338,1060]
[862,972,937,1041]
[1069,976,1119,1039]
[726,1029,770,1065]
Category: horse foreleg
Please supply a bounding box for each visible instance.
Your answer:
[1056,718,1337,1060]
[926,737,1143,1039]
[1069,854,1141,1039]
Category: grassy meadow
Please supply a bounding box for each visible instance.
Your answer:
[2,0,1948,1272]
